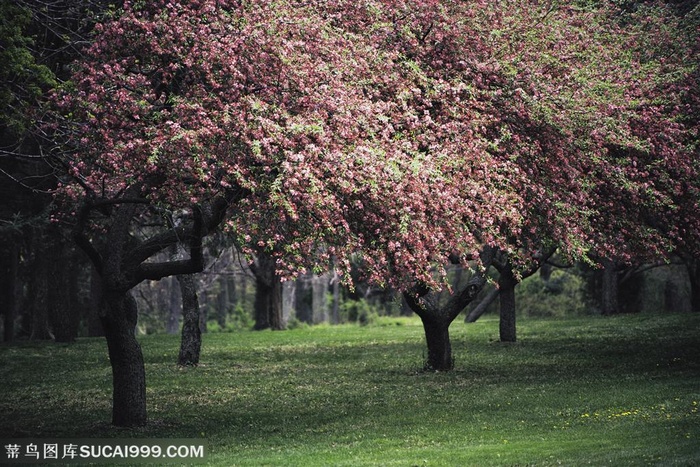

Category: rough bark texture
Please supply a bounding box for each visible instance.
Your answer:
[601,259,619,315]
[686,259,700,313]
[166,276,182,335]
[1,243,19,342]
[49,232,79,342]
[251,254,285,330]
[177,274,201,366]
[30,240,52,340]
[87,266,105,337]
[465,286,499,323]
[498,264,517,342]
[101,291,147,427]
[419,315,453,371]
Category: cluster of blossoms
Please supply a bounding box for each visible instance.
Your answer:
[55,0,699,289]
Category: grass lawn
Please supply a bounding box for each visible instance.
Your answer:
[1,313,699,466]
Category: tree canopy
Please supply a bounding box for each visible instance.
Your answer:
[51,0,698,290]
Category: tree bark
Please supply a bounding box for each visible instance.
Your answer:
[48,233,79,342]
[498,264,517,342]
[87,265,105,337]
[601,259,619,315]
[253,272,273,330]
[686,259,700,313]
[1,243,19,342]
[420,315,453,371]
[30,241,52,340]
[166,277,182,335]
[177,274,201,366]
[251,254,285,330]
[465,286,499,323]
[101,291,147,427]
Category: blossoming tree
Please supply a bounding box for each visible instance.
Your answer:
[52,0,698,425]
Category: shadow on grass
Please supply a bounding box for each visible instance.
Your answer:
[1,313,699,455]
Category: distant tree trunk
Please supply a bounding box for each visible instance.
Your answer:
[618,270,644,314]
[30,241,52,340]
[270,279,284,329]
[253,271,272,330]
[1,243,19,342]
[295,276,313,323]
[177,274,201,366]
[101,290,147,427]
[540,261,553,281]
[419,315,453,371]
[312,274,328,324]
[252,254,285,330]
[49,232,79,342]
[465,286,499,323]
[601,259,619,315]
[499,264,517,342]
[686,259,700,313]
[166,277,181,334]
[331,267,340,324]
[87,266,105,337]
[216,277,231,328]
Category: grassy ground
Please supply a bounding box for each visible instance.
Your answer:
[1,313,699,466]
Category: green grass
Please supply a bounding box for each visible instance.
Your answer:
[1,313,699,466]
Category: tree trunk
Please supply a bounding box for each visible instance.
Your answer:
[253,273,272,330]
[420,315,453,371]
[312,274,328,324]
[177,274,201,366]
[216,277,229,329]
[1,243,19,342]
[101,291,147,427]
[166,276,182,334]
[465,286,499,323]
[252,255,285,330]
[687,259,700,313]
[49,234,79,343]
[499,266,517,342]
[331,268,340,325]
[87,265,105,337]
[30,245,52,340]
[269,278,284,329]
[601,259,619,315]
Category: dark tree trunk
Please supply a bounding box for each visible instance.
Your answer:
[49,233,79,342]
[87,265,105,337]
[269,278,284,329]
[1,243,19,342]
[601,259,619,315]
[216,276,231,328]
[499,264,517,342]
[252,254,285,330]
[420,315,453,371]
[331,271,340,324]
[30,243,52,340]
[101,291,147,427]
[465,286,499,323]
[166,276,182,335]
[177,274,201,366]
[295,276,313,323]
[687,259,700,313]
[253,273,272,330]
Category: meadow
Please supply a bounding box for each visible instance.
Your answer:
[1,313,699,466]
